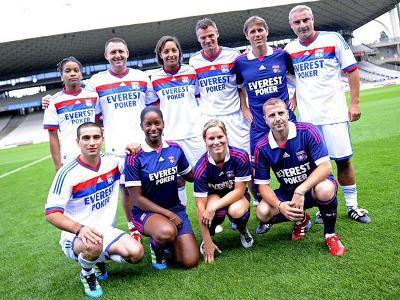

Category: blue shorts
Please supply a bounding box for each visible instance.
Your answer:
[132,209,194,236]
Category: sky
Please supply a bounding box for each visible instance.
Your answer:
[1,0,398,44]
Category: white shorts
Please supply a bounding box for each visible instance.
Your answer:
[315,122,353,160]
[200,111,250,154]
[60,226,127,261]
[175,136,206,167]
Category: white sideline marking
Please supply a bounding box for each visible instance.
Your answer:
[0,155,51,179]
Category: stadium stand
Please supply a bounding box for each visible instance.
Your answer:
[0,115,11,133]
[0,111,47,148]
[358,61,400,78]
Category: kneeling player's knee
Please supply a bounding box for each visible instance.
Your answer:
[126,244,145,263]
[155,226,176,243]
[182,254,199,269]
[256,200,276,222]
[228,204,248,219]
[313,180,335,202]
[84,242,103,258]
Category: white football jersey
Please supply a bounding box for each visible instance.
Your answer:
[43,88,97,163]
[150,65,201,140]
[45,153,122,230]
[285,31,358,125]
[189,47,241,115]
[86,68,157,155]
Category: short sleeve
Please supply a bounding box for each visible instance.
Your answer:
[254,145,271,185]
[44,167,73,215]
[43,99,59,130]
[124,153,143,187]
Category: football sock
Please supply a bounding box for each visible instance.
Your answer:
[317,195,338,235]
[78,253,96,275]
[342,184,358,210]
[209,216,225,236]
[231,210,250,232]
[178,185,187,206]
[109,254,127,264]
[151,238,166,251]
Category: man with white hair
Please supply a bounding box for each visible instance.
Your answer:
[284,5,371,223]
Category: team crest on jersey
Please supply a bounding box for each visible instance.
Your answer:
[296,150,308,161]
[182,76,189,83]
[85,99,93,107]
[131,82,140,90]
[226,171,235,178]
[315,49,324,58]
[221,65,230,73]
[107,174,114,184]
[272,65,281,73]
[168,156,176,163]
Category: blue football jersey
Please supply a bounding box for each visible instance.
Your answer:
[125,140,191,213]
[194,146,251,198]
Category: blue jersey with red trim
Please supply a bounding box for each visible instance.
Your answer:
[234,47,294,132]
[194,146,251,198]
[254,122,332,193]
[124,141,191,213]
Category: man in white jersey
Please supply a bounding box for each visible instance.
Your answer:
[190,18,250,154]
[85,37,158,232]
[45,122,144,298]
[284,5,371,223]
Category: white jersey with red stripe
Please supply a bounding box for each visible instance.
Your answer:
[189,47,241,115]
[45,153,122,231]
[43,88,97,163]
[86,68,157,155]
[150,65,201,140]
[285,31,357,125]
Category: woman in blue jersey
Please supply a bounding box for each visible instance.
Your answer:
[194,120,253,263]
[124,106,199,270]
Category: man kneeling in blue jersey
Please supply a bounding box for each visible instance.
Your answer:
[254,98,346,256]
[45,122,144,298]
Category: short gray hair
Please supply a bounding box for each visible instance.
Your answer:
[288,5,313,22]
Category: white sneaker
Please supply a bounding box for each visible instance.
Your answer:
[215,224,223,234]
[240,227,254,248]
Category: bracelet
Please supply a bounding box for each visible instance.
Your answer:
[169,216,177,221]
[278,201,283,211]
[75,224,84,236]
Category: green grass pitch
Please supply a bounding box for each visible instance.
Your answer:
[0,85,399,299]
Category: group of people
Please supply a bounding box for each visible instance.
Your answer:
[43,4,371,298]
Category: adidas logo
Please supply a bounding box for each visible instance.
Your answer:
[210,66,216,70]
[75,100,81,104]
[219,171,224,176]
[283,152,290,158]
[259,65,266,70]
[159,157,164,162]
[97,177,103,183]
[304,51,310,56]
[171,77,176,81]
[120,82,126,86]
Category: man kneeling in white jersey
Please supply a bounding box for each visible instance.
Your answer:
[45,122,144,298]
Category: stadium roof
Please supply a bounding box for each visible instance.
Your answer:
[1,0,399,79]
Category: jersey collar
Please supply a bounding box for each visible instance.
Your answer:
[141,140,169,152]
[299,31,319,47]
[268,121,297,149]
[207,147,230,165]
[77,155,101,171]
[247,45,273,60]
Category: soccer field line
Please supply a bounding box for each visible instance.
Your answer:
[0,155,51,179]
